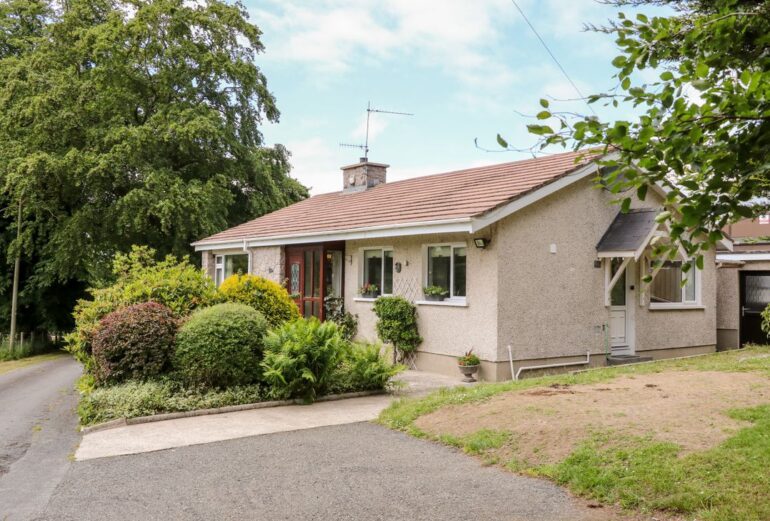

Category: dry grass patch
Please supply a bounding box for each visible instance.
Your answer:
[415,370,770,466]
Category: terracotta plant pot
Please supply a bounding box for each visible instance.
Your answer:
[458,363,480,382]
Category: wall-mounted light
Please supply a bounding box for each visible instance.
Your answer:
[395,262,402,273]
[473,238,490,249]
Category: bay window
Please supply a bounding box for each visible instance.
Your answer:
[427,244,466,299]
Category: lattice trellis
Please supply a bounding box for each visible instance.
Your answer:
[392,276,422,302]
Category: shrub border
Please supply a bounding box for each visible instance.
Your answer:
[80,389,386,434]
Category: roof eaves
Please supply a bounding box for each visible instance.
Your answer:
[193,217,474,251]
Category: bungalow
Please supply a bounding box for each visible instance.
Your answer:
[193,150,719,381]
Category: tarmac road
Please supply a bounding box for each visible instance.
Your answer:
[0,355,82,520]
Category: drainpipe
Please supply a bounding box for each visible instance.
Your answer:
[507,345,514,381]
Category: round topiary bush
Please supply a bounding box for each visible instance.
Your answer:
[174,303,269,388]
[218,273,299,327]
[92,302,178,385]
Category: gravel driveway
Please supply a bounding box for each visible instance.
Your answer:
[40,422,614,521]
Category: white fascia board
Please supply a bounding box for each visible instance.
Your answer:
[193,218,473,251]
[469,161,600,233]
[597,251,635,258]
[716,253,770,262]
[193,240,247,252]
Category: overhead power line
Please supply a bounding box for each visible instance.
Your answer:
[509,0,597,115]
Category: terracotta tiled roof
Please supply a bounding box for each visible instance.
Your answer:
[195,149,600,245]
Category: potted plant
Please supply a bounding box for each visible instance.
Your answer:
[359,283,379,299]
[457,349,480,382]
[423,285,448,302]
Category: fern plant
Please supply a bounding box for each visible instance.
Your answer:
[261,318,347,403]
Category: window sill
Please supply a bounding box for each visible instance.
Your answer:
[353,297,378,303]
[649,303,705,311]
[415,299,468,308]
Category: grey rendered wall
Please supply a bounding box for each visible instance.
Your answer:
[345,232,499,379]
[495,176,715,363]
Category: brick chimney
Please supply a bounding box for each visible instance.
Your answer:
[341,158,389,192]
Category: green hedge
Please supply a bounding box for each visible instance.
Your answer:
[66,246,216,371]
[174,303,268,388]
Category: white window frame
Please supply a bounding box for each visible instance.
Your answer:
[423,242,467,302]
[359,247,394,297]
[648,259,702,310]
[214,251,251,287]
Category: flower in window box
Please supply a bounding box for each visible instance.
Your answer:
[359,283,379,298]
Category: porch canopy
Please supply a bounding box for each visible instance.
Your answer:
[597,208,661,306]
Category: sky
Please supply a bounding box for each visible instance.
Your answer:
[244,0,666,195]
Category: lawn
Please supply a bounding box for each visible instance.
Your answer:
[0,352,68,376]
[378,346,770,521]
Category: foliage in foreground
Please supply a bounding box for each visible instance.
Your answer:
[329,343,405,394]
[218,273,300,328]
[174,303,268,388]
[78,337,402,425]
[378,346,770,521]
[91,302,177,385]
[77,378,266,426]
[261,318,348,403]
[505,0,770,263]
[66,247,216,370]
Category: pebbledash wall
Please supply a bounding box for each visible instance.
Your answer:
[201,176,717,381]
[493,176,716,381]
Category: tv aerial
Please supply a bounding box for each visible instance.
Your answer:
[340,101,413,160]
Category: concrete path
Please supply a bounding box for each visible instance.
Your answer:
[0,355,82,521]
[43,423,616,521]
[76,370,471,461]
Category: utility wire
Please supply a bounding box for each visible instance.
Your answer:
[510,0,597,116]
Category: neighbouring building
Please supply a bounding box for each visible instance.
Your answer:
[193,150,724,381]
[716,216,770,349]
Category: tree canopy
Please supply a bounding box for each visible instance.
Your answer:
[503,0,770,265]
[0,0,307,331]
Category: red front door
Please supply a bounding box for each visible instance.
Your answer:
[286,245,323,320]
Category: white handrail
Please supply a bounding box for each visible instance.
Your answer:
[510,350,591,381]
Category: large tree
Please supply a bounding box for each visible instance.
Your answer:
[504,0,770,267]
[0,0,307,331]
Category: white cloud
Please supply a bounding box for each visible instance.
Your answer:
[284,137,345,195]
[250,0,518,93]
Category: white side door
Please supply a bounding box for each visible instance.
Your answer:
[609,259,635,355]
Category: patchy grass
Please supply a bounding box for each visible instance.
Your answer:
[377,346,770,521]
[0,352,67,376]
[379,346,770,434]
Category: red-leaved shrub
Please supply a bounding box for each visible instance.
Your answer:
[92,302,178,385]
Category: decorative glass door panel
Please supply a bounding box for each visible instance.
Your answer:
[286,244,339,320]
